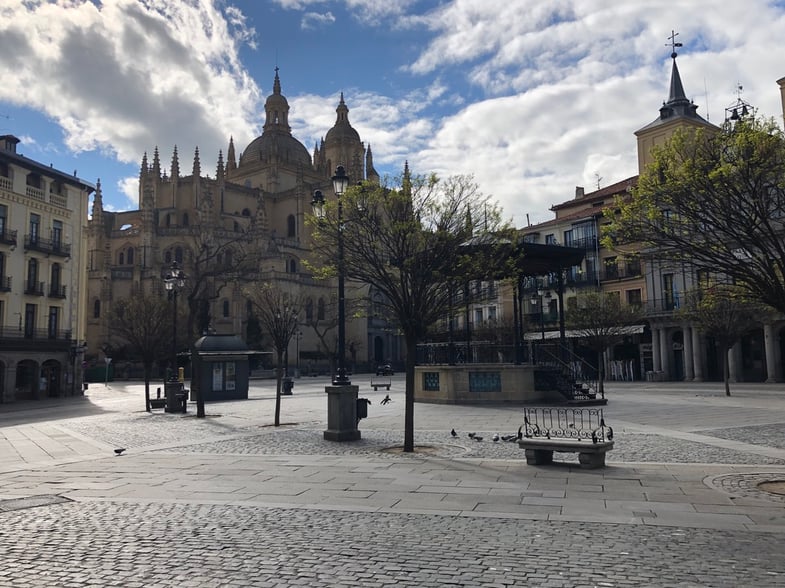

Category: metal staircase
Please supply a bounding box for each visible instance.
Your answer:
[533,343,605,405]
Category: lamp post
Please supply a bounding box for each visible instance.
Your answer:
[312,165,351,386]
[163,261,186,382]
[312,166,361,442]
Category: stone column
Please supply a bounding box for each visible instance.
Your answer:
[692,328,704,382]
[683,325,694,381]
[764,323,781,383]
[728,341,741,383]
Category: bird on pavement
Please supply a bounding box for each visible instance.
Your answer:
[468,432,476,439]
[492,433,499,442]
[451,428,457,437]
[473,436,483,442]
[114,448,126,456]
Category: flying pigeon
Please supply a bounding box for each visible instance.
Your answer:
[451,428,457,437]
[114,448,126,456]
[492,433,499,442]
[380,394,391,405]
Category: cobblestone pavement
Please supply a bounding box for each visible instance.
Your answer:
[2,379,785,587]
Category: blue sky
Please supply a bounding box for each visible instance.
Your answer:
[2,0,785,225]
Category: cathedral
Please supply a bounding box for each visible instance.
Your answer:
[85,70,400,377]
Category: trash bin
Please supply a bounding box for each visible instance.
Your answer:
[282,377,294,395]
[356,397,369,420]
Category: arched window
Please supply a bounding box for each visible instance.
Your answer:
[222,299,230,318]
[93,299,101,318]
[305,298,313,323]
[164,250,172,264]
[241,208,251,217]
[287,214,296,238]
[175,247,183,263]
[118,252,124,265]
[288,259,296,274]
[182,213,189,227]
[225,249,232,267]
[317,297,325,321]
[127,247,134,265]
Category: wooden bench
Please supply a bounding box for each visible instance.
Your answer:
[518,407,614,469]
[370,377,391,391]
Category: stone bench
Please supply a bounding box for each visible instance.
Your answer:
[518,407,614,469]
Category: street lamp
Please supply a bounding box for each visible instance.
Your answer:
[163,261,186,382]
[312,165,351,386]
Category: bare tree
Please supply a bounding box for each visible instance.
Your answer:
[567,291,643,397]
[680,285,768,396]
[246,284,301,426]
[107,292,172,410]
[309,169,510,452]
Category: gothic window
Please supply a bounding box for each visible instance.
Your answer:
[127,247,134,265]
[118,252,124,265]
[305,298,313,323]
[222,299,230,318]
[182,213,189,227]
[93,299,101,318]
[288,259,296,273]
[241,208,251,217]
[317,297,325,321]
[175,247,183,263]
[287,214,296,238]
[164,250,172,264]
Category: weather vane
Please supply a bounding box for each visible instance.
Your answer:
[666,30,683,58]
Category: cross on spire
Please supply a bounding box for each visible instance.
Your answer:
[666,30,683,59]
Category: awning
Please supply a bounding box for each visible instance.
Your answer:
[524,324,646,341]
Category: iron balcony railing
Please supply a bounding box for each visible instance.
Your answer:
[0,275,10,292]
[24,281,45,296]
[0,228,17,246]
[48,284,67,298]
[0,326,72,341]
[24,234,71,257]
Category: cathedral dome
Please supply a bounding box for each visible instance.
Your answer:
[238,68,312,169]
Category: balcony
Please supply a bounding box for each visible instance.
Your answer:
[24,281,45,296]
[0,326,73,351]
[0,275,10,291]
[48,284,67,298]
[0,228,17,247]
[644,296,681,316]
[600,260,642,281]
[24,234,71,257]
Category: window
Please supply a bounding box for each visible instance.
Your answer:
[165,213,172,228]
[175,247,183,263]
[474,308,483,326]
[164,250,172,264]
[24,304,35,338]
[317,297,325,320]
[52,219,63,250]
[604,257,618,279]
[305,298,313,322]
[48,306,59,339]
[27,258,38,289]
[118,252,124,265]
[182,213,189,227]
[696,270,711,290]
[488,306,497,322]
[222,299,230,318]
[663,273,676,310]
[626,289,642,307]
[0,204,6,237]
[127,247,134,265]
[563,229,573,246]
[287,214,296,238]
[288,259,296,273]
[93,299,101,318]
[545,233,556,245]
[50,263,61,289]
[30,213,40,244]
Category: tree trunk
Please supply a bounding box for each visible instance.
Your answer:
[403,335,417,453]
[724,346,732,397]
[143,363,153,412]
[274,357,283,426]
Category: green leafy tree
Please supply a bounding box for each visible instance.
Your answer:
[567,291,643,397]
[245,284,301,426]
[680,285,767,396]
[605,117,785,313]
[107,292,172,410]
[309,169,510,452]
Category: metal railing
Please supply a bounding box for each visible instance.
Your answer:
[533,342,601,402]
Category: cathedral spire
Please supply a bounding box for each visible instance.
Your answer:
[91,178,103,218]
[140,152,148,180]
[226,136,236,172]
[171,145,180,179]
[152,146,161,178]
[193,146,201,178]
[263,67,291,133]
[273,66,281,95]
[216,149,224,181]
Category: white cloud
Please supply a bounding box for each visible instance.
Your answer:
[0,0,261,172]
[115,176,140,211]
[301,11,335,30]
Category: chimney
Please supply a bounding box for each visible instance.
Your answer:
[575,186,585,199]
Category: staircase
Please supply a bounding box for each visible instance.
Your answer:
[533,343,605,405]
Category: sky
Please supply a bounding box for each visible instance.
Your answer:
[2,1,785,226]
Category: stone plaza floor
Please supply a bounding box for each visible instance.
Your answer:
[2,376,785,587]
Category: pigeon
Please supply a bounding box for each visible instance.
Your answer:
[492,433,499,442]
[451,428,457,437]
[380,394,391,405]
[114,448,126,456]
[468,432,476,439]
[473,436,483,442]
[501,434,516,442]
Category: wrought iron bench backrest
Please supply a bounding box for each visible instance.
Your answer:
[523,407,612,443]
